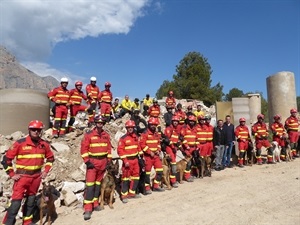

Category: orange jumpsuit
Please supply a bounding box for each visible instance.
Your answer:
[140,128,163,191]
[68,87,87,131]
[98,89,113,121]
[81,128,112,212]
[117,132,141,199]
[235,124,251,165]
[86,84,100,123]
[1,136,54,225]
[285,115,299,156]
[47,86,70,136]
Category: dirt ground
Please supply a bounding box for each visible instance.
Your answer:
[50,158,300,225]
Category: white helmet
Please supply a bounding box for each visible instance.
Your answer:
[60,77,69,83]
[90,76,97,81]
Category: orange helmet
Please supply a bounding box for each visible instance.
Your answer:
[273,114,281,120]
[257,114,264,119]
[105,82,111,87]
[75,81,83,86]
[169,91,173,95]
[28,120,44,129]
[148,117,159,125]
[172,115,180,121]
[188,115,196,122]
[239,118,246,122]
[94,115,106,123]
[290,108,297,113]
[125,120,135,128]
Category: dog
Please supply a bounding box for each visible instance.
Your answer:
[191,150,205,178]
[39,182,56,225]
[99,159,119,210]
[285,140,293,162]
[271,141,281,163]
[176,155,192,183]
[245,141,256,166]
[136,157,146,195]
[161,153,172,190]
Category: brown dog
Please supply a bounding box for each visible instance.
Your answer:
[176,155,192,183]
[285,142,293,162]
[245,142,256,166]
[161,153,172,190]
[99,160,119,210]
[39,182,56,225]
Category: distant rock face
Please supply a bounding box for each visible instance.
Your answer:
[0,46,59,91]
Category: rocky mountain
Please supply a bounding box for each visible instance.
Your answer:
[0,46,59,91]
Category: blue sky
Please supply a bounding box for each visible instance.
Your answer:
[1,0,299,101]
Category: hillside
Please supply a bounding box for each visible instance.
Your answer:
[0,46,58,91]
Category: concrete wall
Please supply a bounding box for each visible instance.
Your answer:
[0,89,50,135]
[232,98,251,127]
[267,71,297,122]
[216,101,233,121]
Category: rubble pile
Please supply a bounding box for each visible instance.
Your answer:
[0,99,215,218]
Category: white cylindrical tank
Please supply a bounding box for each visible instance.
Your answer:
[0,89,50,135]
[266,71,297,122]
[248,93,261,124]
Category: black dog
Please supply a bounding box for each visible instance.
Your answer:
[136,157,146,195]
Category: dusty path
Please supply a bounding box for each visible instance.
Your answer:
[51,159,300,225]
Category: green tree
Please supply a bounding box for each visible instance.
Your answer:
[156,51,223,106]
[224,88,244,101]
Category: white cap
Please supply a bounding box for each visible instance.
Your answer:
[60,77,69,82]
[90,76,97,81]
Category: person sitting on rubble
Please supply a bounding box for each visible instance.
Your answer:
[120,95,132,117]
[111,98,121,120]
[131,98,140,112]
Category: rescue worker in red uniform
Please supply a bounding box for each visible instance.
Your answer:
[271,114,287,161]
[285,108,299,158]
[196,115,209,158]
[1,120,54,225]
[140,117,165,194]
[165,90,176,109]
[235,118,251,167]
[204,115,214,157]
[180,115,199,182]
[80,115,112,221]
[117,120,142,203]
[148,98,161,118]
[164,115,181,188]
[47,77,70,138]
[98,82,113,122]
[252,114,273,164]
[67,81,88,132]
[174,103,187,131]
[86,76,100,126]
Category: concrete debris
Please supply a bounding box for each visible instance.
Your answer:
[0,99,215,217]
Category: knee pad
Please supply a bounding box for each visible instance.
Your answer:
[155,171,163,181]
[256,149,262,156]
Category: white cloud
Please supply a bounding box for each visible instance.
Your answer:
[1,0,150,61]
[22,61,86,87]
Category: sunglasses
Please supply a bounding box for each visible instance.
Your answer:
[30,128,42,132]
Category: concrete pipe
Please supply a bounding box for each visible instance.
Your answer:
[248,93,261,123]
[266,71,297,122]
[0,89,50,135]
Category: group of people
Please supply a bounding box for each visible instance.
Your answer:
[1,80,299,224]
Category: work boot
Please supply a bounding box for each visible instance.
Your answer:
[93,206,101,211]
[128,193,142,199]
[145,190,152,195]
[53,134,59,139]
[172,182,179,188]
[83,211,92,221]
[122,198,128,204]
[186,177,194,182]
[153,187,165,192]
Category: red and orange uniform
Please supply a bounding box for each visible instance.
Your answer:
[117,124,142,200]
[1,135,54,225]
[47,85,70,136]
[86,83,100,123]
[68,85,87,131]
[285,109,299,157]
[81,126,112,212]
[235,120,251,166]
[98,87,113,120]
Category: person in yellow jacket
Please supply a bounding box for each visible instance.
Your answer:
[143,94,153,117]
[193,104,205,121]
[131,98,140,111]
[120,95,132,117]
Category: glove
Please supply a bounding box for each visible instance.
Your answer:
[85,161,95,169]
